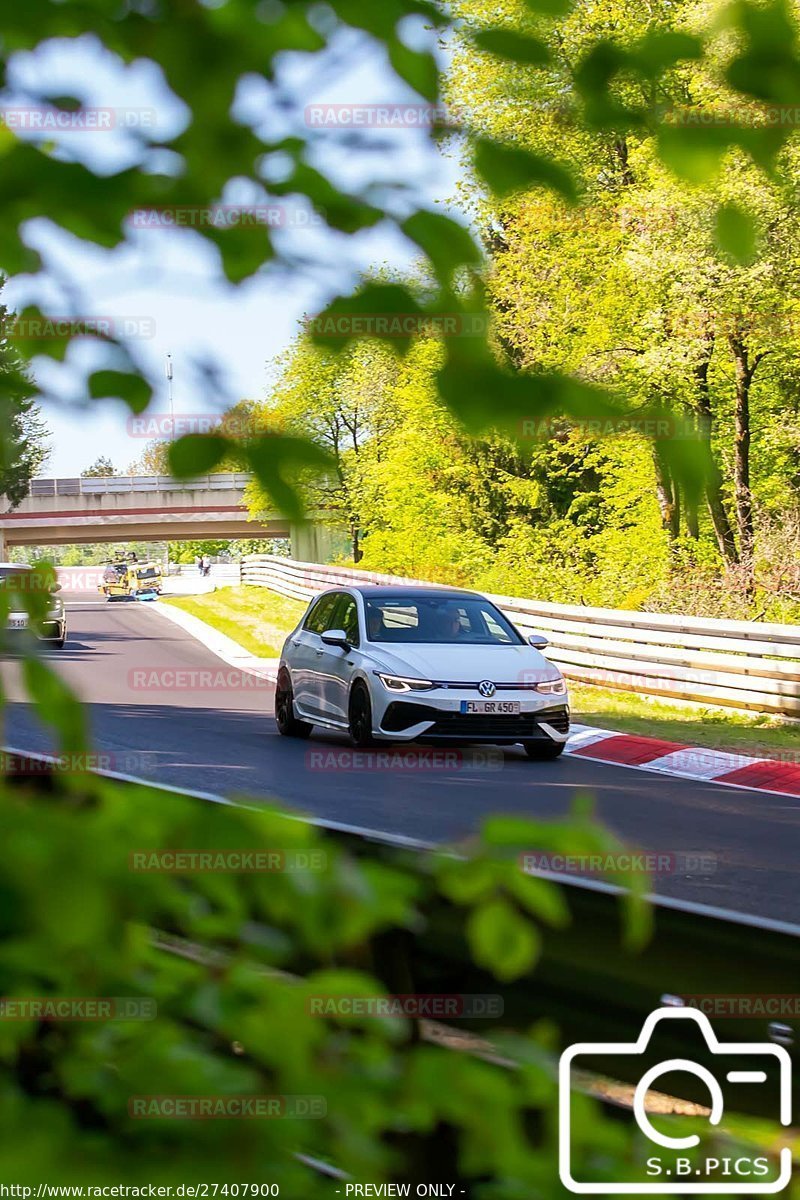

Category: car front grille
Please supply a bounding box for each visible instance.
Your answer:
[382,703,570,739]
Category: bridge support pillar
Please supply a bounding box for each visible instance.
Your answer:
[289,522,350,564]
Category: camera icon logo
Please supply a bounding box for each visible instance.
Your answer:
[559,1006,792,1194]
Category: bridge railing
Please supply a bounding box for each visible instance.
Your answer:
[242,554,800,717]
[28,473,252,497]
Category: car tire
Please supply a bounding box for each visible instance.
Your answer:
[348,682,377,748]
[275,671,312,738]
[522,740,565,760]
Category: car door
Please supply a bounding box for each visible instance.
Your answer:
[289,592,339,717]
[316,592,360,722]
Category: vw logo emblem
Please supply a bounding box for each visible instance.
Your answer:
[478,680,496,698]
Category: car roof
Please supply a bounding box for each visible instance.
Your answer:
[321,584,483,600]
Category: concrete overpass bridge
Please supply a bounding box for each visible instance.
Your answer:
[0,474,342,561]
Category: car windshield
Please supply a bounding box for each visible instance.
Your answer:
[0,566,33,599]
[364,595,523,645]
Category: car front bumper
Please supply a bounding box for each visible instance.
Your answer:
[6,613,66,642]
[371,687,570,744]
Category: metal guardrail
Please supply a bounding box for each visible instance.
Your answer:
[242,555,800,716]
[3,746,799,1121]
[28,474,252,498]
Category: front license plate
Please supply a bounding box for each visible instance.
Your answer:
[460,700,520,715]
[8,617,26,630]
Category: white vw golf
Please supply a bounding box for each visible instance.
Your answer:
[275,586,569,760]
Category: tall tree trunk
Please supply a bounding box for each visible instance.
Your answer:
[681,406,700,539]
[351,522,362,563]
[613,134,636,187]
[728,334,765,588]
[652,443,680,540]
[694,334,739,565]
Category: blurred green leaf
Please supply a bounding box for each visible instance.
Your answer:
[387,39,439,101]
[522,0,574,12]
[88,370,152,414]
[631,31,702,74]
[168,434,229,477]
[472,29,550,66]
[474,137,578,201]
[309,283,425,354]
[21,658,86,753]
[246,434,333,521]
[401,211,481,285]
[467,898,540,981]
[715,202,757,264]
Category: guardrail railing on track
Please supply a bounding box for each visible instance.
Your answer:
[241,555,800,717]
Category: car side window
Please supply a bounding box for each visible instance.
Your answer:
[332,594,360,646]
[481,607,513,643]
[304,594,337,634]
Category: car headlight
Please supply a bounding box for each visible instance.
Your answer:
[375,673,435,692]
[537,677,567,695]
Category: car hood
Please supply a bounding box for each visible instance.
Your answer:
[364,642,558,684]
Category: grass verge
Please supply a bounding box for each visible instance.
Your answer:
[570,681,798,760]
[162,585,306,658]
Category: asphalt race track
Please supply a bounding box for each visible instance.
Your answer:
[4,591,800,926]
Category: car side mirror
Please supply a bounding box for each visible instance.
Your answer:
[51,583,62,592]
[528,632,549,649]
[320,628,350,649]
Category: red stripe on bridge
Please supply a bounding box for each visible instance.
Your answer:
[0,504,248,520]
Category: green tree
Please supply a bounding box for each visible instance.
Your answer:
[127,440,170,476]
[0,284,49,506]
[247,339,398,561]
[447,0,800,595]
[81,456,118,477]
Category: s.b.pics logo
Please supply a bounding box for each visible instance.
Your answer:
[559,1007,792,1194]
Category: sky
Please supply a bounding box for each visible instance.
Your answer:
[2,27,465,476]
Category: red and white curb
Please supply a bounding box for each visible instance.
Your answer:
[566,725,800,798]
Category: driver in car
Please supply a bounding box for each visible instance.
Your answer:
[435,607,463,641]
[367,609,386,640]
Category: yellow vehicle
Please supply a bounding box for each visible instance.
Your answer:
[128,561,162,599]
[99,561,131,601]
[98,559,162,601]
